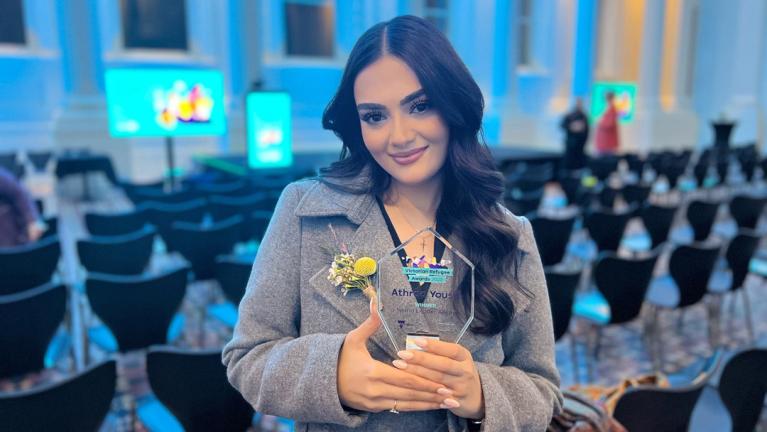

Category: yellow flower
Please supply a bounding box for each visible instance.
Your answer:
[354,257,377,277]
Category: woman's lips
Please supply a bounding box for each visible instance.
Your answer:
[390,147,427,165]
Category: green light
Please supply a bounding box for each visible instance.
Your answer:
[590,82,637,125]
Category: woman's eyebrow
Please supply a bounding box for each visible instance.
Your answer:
[356,88,426,111]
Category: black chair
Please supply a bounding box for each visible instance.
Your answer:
[84,207,150,236]
[558,175,584,207]
[86,266,189,352]
[77,226,156,275]
[622,183,651,208]
[40,216,57,239]
[729,195,767,230]
[575,252,659,373]
[0,235,60,295]
[587,156,619,182]
[216,256,253,305]
[530,215,576,266]
[246,210,273,243]
[27,151,53,172]
[146,347,254,432]
[0,359,116,432]
[647,243,720,366]
[708,230,760,343]
[0,152,18,171]
[686,200,720,242]
[624,153,645,177]
[128,187,201,206]
[597,185,621,210]
[640,204,677,249]
[718,348,767,432]
[0,283,66,378]
[144,199,207,251]
[504,188,543,217]
[545,267,581,381]
[613,375,707,432]
[167,216,243,280]
[195,181,251,198]
[584,208,632,253]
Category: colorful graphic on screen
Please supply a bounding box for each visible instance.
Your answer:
[246,92,293,169]
[105,68,226,137]
[590,82,637,124]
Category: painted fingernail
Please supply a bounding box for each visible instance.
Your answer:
[436,387,453,396]
[397,350,414,360]
[443,398,460,408]
[392,359,408,369]
[414,338,428,348]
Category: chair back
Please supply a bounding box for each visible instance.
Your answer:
[584,209,631,252]
[84,207,149,236]
[729,195,767,230]
[718,348,767,432]
[216,256,253,305]
[669,243,720,308]
[613,376,706,431]
[86,266,189,352]
[544,268,580,341]
[147,347,254,432]
[0,235,60,295]
[169,216,243,280]
[0,283,66,378]
[0,359,116,432]
[640,204,677,249]
[144,199,207,250]
[726,230,761,291]
[530,215,576,266]
[77,225,155,275]
[594,251,659,324]
[687,200,719,242]
[622,183,651,208]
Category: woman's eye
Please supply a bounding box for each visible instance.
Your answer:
[411,100,431,114]
[361,112,385,124]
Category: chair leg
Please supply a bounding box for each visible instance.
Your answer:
[741,289,756,344]
[592,326,604,360]
[651,306,664,375]
[706,297,722,349]
[586,324,598,383]
[677,308,686,330]
[569,333,580,385]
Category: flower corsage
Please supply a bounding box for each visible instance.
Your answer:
[325,224,377,300]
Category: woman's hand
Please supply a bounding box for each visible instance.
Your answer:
[337,299,449,413]
[392,339,485,420]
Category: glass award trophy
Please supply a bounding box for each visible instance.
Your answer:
[376,226,475,352]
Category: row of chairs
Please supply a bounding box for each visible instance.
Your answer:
[0,348,254,432]
[546,230,761,380]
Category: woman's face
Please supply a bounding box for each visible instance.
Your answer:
[354,55,449,187]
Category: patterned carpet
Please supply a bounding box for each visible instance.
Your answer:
[2,172,766,431]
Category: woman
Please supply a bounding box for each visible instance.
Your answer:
[0,166,42,247]
[223,15,561,431]
[595,91,620,155]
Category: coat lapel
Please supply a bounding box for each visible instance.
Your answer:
[298,174,532,359]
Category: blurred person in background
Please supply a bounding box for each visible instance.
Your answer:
[595,91,620,155]
[560,98,589,170]
[0,167,42,247]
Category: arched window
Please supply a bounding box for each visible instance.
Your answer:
[517,0,533,67]
[0,0,26,46]
[285,0,335,58]
[121,0,188,50]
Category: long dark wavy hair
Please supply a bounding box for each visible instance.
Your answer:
[320,15,530,335]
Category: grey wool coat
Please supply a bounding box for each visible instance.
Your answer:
[223,171,562,432]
